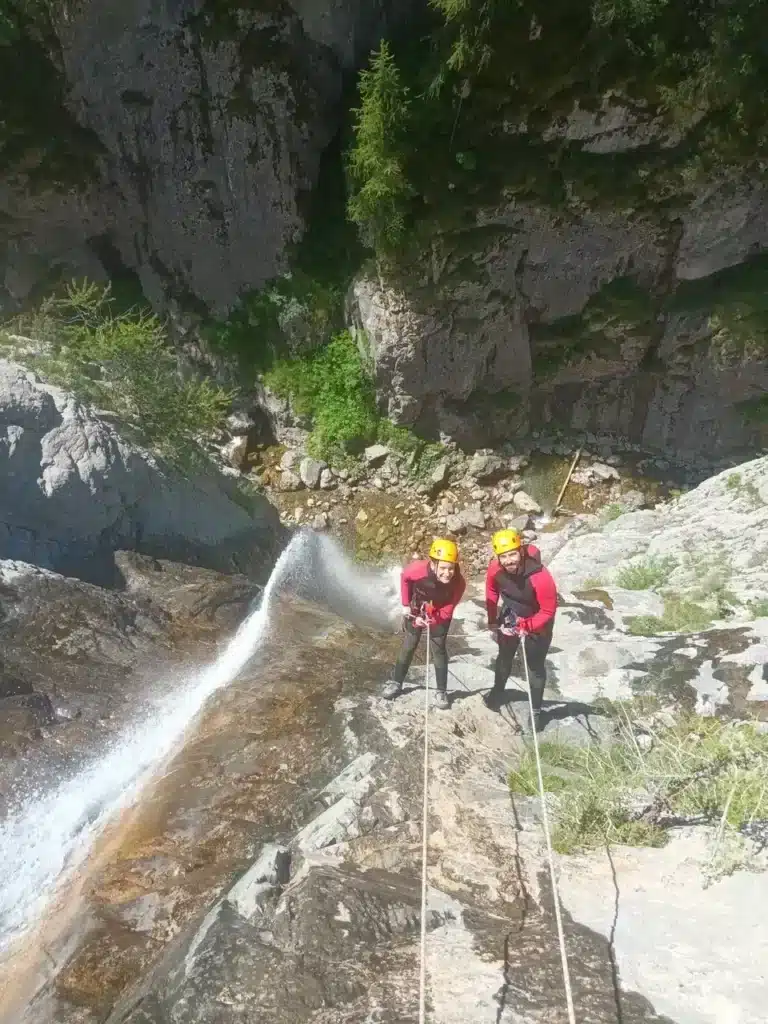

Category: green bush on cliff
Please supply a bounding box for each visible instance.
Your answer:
[263,331,444,469]
[5,280,231,466]
[265,330,379,460]
[346,41,414,255]
[348,0,768,260]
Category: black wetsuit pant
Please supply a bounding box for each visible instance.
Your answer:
[492,624,553,711]
[392,619,449,692]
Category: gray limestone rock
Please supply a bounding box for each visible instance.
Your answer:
[299,456,326,489]
[278,469,303,492]
[0,360,282,584]
[363,443,390,466]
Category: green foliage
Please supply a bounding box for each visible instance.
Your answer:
[264,330,379,461]
[348,1,768,262]
[601,503,624,523]
[626,594,714,635]
[206,271,343,376]
[262,330,444,469]
[5,280,231,467]
[510,715,768,865]
[615,555,677,590]
[747,598,768,619]
[428,0,499,79]
[346,41,414,254]
[725,471,762,508]
[738,395,768,427]
[530,277,654,379]
[376,419,446,476]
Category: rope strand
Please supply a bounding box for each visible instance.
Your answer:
[520,637,577,1024]
[418,618,431,1024]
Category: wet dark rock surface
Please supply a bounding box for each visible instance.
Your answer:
[0,555,262,809]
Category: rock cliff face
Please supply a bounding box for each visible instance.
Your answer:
[0,359,283,583]
[2,3,767,464]
[351,172,768,463]
[0,0,409,315]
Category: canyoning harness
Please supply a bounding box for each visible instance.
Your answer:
[406,600,438,629]
[498,607,528,636]
[494,554,546,621]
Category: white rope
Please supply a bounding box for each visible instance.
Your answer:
[520,637,577,1024]
[418,616,431,1024]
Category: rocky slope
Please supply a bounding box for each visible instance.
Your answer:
[0,359,283,584]
[11,457,767,1024]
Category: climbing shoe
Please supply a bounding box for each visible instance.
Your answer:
[483,687,505,711]
[433,689,450,711]
[522,709,545,735]
[381,679,403,700]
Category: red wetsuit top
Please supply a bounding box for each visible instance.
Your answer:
[400,559,466,625]
[485,544,557,634]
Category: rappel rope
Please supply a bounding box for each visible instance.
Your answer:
[520,637,577,1024]
[418,614,431,1024]
[416,618,576,1024]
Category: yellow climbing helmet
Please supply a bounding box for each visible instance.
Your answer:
[429,537,459,564]
[492,528,522,555]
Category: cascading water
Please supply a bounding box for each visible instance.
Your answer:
[0,530,400,956]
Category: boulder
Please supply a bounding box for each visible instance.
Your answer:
[505,514,532,533]
[363,444,390,467]
[221,436,249,471]
[319,468,335,490]
[508,454,530,473]
[299,457,326,490]
[513,490,543,514]
[280,450,299,471]
[468,452,506,481]
[591,462,621,482]
[226,411,256,437]
[445,513,466,534]
[0,361,283,584]
[278,470,303,492]
[311,512,330,531]
[460,505,486,530]
[429,460,451,490]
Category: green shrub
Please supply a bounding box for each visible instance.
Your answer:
[509,715,768,866]
[626,594,714,635]
[747,598,768,618]
[5,280,231,467]
[346,41,414,254]
[601,503,624,523]
[264,330,379,461]
[615,555,677,590]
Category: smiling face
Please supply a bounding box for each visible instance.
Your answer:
[432,559,457,583]
[499,548,522,572]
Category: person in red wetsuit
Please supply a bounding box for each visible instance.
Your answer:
[382,538,466,710]
[484,528,558,730]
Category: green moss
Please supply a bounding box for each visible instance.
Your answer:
[737,395,768,426]
[530,276,655,379]
[669,253,768,360]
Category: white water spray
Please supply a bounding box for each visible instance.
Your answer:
[0,531,401,955]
